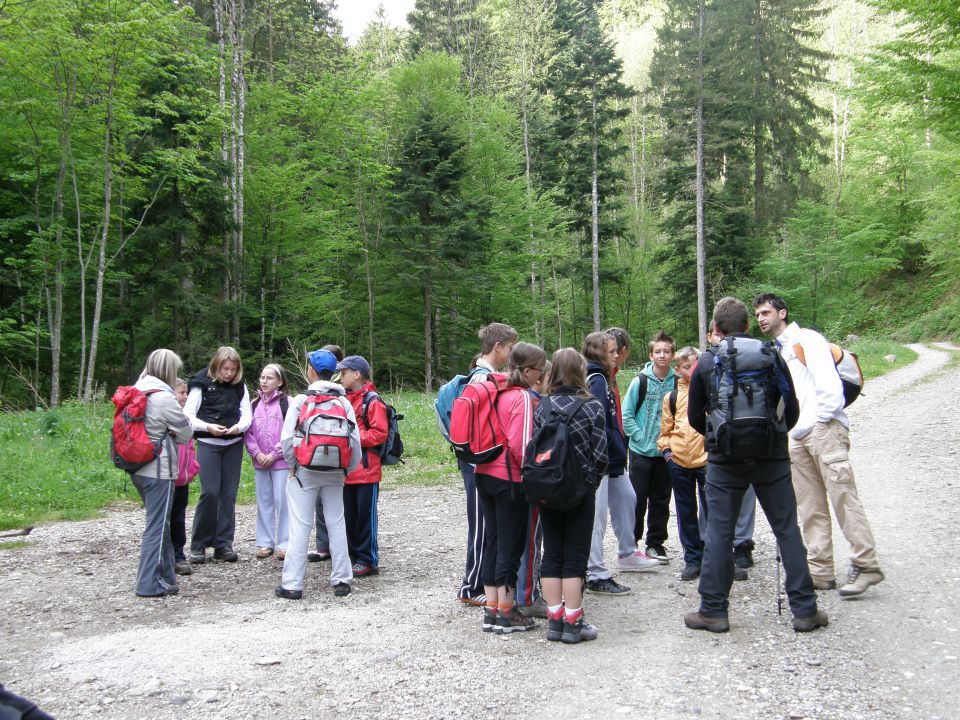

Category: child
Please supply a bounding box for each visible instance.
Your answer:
[537,348,608,644]
[622,330,676,563]
[475,342,545,634]
[309,344,345,564]
[583,332,655,599]
[184,346,252,564]
[171,379,200,576]
[457,323,518,606]
[245,363,291,561]
[277,349,359,599]
[657,348,708,581]
[337,355,389,578]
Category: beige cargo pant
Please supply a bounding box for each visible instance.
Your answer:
[789,419,880,581]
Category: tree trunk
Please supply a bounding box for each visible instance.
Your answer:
[423,282,433,390]
[696,0,707,350]
[215,0,232,340]
[590,90,601,332]
[752,0,765,242]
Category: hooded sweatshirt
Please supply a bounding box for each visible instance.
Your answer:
[622,361,676,457]
[656,376,707,469]
[134,374,194,480]
[244,389,291,471]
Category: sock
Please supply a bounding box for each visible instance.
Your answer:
[485,599,498,614]
[547,603,564,620]
[498,602,514,615]
[564,606,583,624]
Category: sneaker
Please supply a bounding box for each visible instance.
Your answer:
[459,593,486,607]
[255,547,274,559]
[274,586,302,600]
[495,605,537,634]
[646,546,670,565]
[308,550,331,563]
[617,550,660,572]
[680,563,701,581]
[137,583,180,598]
[683,610,730,633]
[333,583,351,598]
[561,616,598,644]
[838,566,884,598]
[214,547,238,562]
[733,540,755,569]
[276,550,286,561]
[812,578,837,591]
[189,549,206,564]
[482,609,498,633]
[174,562,193,576]
[547,618,565,642]
[793,609,829,632]
[352,563,380,578]
[585,578,632,596]
[734,566,748,582]
[520,597,549,619]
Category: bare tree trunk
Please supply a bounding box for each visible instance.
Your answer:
[551,256,562,347]
[423,282,433,390]
[231,0,246,344]
[752,0,764,242]
[590,92,601,332]
[48,149,67,408]
[215,0,232,339]
[696,0,707,350]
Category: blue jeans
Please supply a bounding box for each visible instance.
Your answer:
[667,462,706,566]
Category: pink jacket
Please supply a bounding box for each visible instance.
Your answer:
[244,390,290,470]
[176,441,200,487]
[476,387,536,483]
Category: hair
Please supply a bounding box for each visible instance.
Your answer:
[605,327,631,352]
[546,348,589,396]
[207,346,243,384]
[141,349,183,389]
[713,297,750,335]
[675,346,700,365]
[506,342,547,389]
[261,363,288,392]
[649,330,676,353]
[478,322,519,354]
[322,344,345,362]
[468,353,481,370]
[752,292,789,322]
[175,377,186,389]
[582,331,614,374]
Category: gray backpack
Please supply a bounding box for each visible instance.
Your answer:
[706,336,786,460]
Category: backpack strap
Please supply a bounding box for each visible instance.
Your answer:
[360,390,382,429]
[635,373,648,407]
[669,388,678,418]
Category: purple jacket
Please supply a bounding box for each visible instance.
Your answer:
[244,390,290,470]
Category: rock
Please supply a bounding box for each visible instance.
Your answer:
[202,692,219,703]
[70,673,97,684]
[170,696,189,706]
[804,658,822,667]
[845,334,860,344]
[883,354,897,363]
[382,651,400,661]
[256,656,282,666]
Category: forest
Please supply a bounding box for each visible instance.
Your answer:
[0,0,957,408]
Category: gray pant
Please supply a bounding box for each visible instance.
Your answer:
[131,473,177,596]
[587,471,638,582]
[191,441,243,553]
[698,484,756,547]
[282,478,352,591]
[314,495,328,551]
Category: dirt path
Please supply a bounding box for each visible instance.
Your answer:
[1,344,958,720]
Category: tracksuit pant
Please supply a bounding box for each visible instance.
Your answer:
[281,479,352,591]
[587,471,638,582]
[458,462,486,599]
[254,467,290,551]
[131,473,177,597]
[516,503,542,607]
[344,483,380,568]
[169,484,190,563]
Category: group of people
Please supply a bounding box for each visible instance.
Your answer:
[125,291,884,644]
[127,344,389,600]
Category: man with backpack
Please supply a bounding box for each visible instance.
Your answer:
[684,297,826,633]
[754,293,884,598]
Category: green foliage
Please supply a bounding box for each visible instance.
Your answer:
[848,337,917,379]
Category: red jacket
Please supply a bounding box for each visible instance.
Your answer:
[476,386,536,483]
[345,382,389,485]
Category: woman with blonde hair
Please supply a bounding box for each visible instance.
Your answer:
[184,346,252,564]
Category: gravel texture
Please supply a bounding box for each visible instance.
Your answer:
[1,343,958,720]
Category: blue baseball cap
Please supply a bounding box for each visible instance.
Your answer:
[308,349,337,374]
[336,355,371,378]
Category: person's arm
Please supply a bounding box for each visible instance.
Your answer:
[687,357,710,436]
[621,377,640,441]
[243,403,261,458]
[183,386,209,433]
[504,390,533,473]
[344,399,362,475]
[157,393,194,444]
[657,394,674,458]
[227,385,252,435]
[589,401,609,478]
[801,332,845,421]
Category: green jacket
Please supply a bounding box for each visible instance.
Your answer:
[622,362,676,457]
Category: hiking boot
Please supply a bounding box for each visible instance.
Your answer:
[274,586,302,600]
[333,583,351,598]
[214,547,238,562]
[520,597,549,619]
[812,578,837,591]
[255,547,274,559]
[680,563,701,581]
[646,546,670,564]
[734,566,748,582]
[561,616,598,644]
[734,540,755,569]
[617,550,660,572]
[838,566,884,598]
[138,583,180,598]
[352,563,379,578]
[683,610,730,633]
[482,609,498,633]
[189,549,206,564]
[585,578,632,596]
[174,562,193,576]
[459,593,486,607]
[792,610,829,633]
[547,618,565,642]
[495,605,537,634]
[307,550,330,563]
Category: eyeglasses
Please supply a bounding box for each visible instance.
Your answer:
[525,366,546,376]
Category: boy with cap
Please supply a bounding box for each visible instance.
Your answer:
[277,349,359,599]
[337,355,389,578]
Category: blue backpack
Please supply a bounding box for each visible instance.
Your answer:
[434,367,489,443]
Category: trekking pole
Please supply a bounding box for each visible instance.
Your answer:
[775,542,784,616]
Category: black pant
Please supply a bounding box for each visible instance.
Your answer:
[169,484,190,562]
[191,441,243,553]
[629,452,671,547]
[698,459,816,618]
[475,473,528,589]
[540,491,596,579]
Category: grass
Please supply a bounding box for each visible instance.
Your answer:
[0,540,33,550]
[0,337,927,531]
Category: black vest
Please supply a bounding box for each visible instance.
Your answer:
[189,369,244,438]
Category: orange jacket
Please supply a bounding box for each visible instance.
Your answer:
[656,378,707,469]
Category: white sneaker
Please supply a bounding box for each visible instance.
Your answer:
[617,550,660,572]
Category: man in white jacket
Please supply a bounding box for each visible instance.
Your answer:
[754,294,884,598]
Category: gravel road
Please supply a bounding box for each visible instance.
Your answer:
[1,344,958,720]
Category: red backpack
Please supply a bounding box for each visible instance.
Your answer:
[110,386,164,472]
[292,390,355,472]
[448,374,511,465]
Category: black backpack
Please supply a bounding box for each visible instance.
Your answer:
[361,391,405,465]
[522,396,590,511]
[705,336,786,460]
